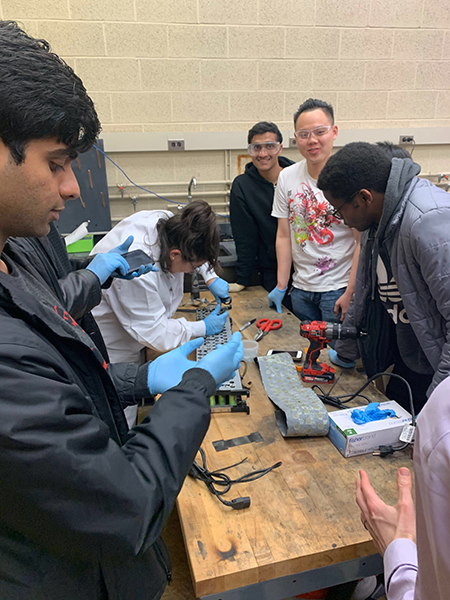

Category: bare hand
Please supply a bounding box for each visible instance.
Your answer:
[334,291,352,321]
[355,468,416,556]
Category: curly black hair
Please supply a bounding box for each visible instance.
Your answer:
[157,200,220,273]
[0,20,101,163]
[376,141,411,160]
[317,142,392,199]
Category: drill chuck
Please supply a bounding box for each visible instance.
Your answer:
[300,321,366,342]
[323,323,363,341]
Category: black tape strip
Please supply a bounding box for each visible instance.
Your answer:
[212,431,264,452]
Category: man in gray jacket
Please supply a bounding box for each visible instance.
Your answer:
[317,141,450,407]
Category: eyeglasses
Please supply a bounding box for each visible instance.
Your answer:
[294,125,333,140]
[247,141,281,156]
[330,190,360,219]
[189,260,203,273]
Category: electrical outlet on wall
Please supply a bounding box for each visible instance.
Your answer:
[399,135,415,145]
[289,137,297,148]
[168,139,185,151]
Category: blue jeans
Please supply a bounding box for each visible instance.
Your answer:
[290,286,347,323]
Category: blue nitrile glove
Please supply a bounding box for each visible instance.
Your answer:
[88,236,159,284]
[328,348,356,369]
[268,286,287,314]
[109,235,159,280]
[197,332,244,386]
[109,234,134,256]
[147,337,205,395]
[118,262,159,281]
[87,235,133,284]
[351,402,397,425]
[207,277,230,302]
[87,252,130,284]
[204,304,229,336]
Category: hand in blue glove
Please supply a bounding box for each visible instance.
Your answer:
[118,262,159,281]
[108,235,134,256]
[87,235,134,284]
[207,277,230,302]
[87,252,130,285]
[147,337,205,395]
[88,236,158,284]
[203,304,228,336]
[107,235,159,280]
[328,348,356,369]
[197,332,244,386]
[268,286,287,314]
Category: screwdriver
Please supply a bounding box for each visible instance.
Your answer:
[239,318,256,332]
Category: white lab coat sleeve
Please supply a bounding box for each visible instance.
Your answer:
[101,275,206,353]
[198,264,217,285]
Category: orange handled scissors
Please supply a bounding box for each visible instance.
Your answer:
[254,318,282,341]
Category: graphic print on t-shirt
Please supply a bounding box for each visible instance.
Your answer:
[271,160,356,290]
[288,181,341,275]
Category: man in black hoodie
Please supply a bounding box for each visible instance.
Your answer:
[229,121,294,293]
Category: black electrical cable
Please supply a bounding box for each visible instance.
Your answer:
[189,447,282,509]
[313,371,416,457]
[311,385,372,410]
[311,370,372,409]
[94,144,230,218]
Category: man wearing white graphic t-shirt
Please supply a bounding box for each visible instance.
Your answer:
[269,98,360,323]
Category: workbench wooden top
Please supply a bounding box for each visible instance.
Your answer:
[176,287,411,598]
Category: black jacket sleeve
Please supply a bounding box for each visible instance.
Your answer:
[0,333,215,561]
[69,256,91,271]
[107,362,153,407]
[59,268,103,320]
[230,179,260,286]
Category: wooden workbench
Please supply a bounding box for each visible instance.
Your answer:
[176,287,411,599]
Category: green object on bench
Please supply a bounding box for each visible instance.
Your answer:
[66,234,94,254]
[210,395,238,407]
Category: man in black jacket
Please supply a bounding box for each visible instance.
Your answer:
[0,20,243,600]
[229,121,294,293]
[9,226,156,411]
[11,224,144,359]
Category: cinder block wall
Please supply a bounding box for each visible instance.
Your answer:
[3,0,450,221]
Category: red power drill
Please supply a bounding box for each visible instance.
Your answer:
[300,321,364,383]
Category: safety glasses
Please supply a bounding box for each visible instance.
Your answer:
[294,125,333,140]
[247,141,281,156]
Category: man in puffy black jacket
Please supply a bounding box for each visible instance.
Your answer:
[229,121,295,293]
[12,222,126,360]
[9,225,155,412]
[0,20,243,600]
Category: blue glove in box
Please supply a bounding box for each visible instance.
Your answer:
[327,400,412,457]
